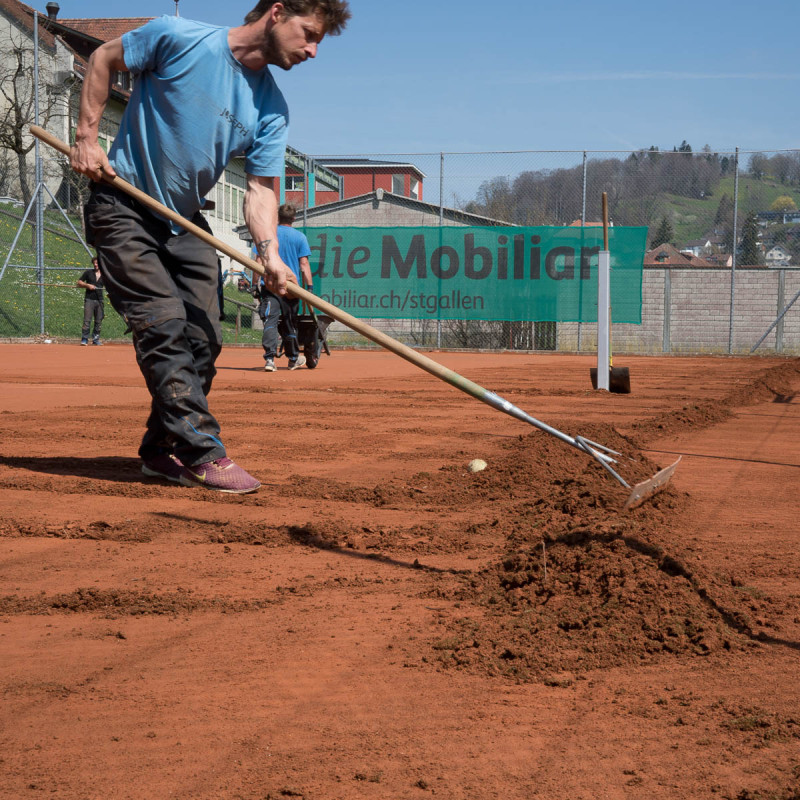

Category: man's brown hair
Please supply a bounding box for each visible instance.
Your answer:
[278,203,297,224]
[244,0,351,35]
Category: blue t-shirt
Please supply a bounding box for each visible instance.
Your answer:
[252,225,311,285]
[277,225,312,282]
[110,16,289,231]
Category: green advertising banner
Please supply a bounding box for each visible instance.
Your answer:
[303,226,647,323]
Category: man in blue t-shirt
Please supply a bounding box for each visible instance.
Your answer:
[255,204,313,372]
[69,1,350,494]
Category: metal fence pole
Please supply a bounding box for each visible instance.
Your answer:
[728,147,739,354]
[776,268,785,353]
[34,11,46,335]
[581,151,587,225]
[577,151,587,352]
[303,155,308,226]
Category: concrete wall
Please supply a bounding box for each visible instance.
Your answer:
[560,267,800,355]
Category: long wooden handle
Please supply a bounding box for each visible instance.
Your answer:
[30,124,626,476]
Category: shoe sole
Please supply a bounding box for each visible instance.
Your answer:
[178,472,261,494]
[141,464,184,484]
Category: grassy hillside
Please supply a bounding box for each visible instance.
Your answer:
[659,176,800,246]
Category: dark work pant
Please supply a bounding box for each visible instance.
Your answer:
[81,298,104,341]
[259,292,300,361]
[84,183,225,467]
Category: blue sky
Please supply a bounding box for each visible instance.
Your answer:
[44,0,800,159]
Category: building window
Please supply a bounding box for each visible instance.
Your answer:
[203,167,246,225]
[286,175,305,191]
[392,174,404,195]
[410,178,419,200]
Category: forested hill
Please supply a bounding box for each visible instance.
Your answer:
[464,145,800,250]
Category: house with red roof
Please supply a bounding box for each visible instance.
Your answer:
[644,242,715,268]
[284,157,425,206]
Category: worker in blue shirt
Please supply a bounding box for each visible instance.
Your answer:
[254,203,314,372]
[68,1,350,493]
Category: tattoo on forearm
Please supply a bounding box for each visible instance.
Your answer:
[256,239,272,258]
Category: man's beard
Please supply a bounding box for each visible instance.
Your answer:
[259,28,292,71]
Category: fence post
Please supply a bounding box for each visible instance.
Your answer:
[728,147,739,354]
[303,155,309,224]
[577,151,587,352]
[663,268,671,353]
[776,268,785,353]
[34,11,46,335]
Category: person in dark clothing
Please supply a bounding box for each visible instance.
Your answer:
[76,256,105,346]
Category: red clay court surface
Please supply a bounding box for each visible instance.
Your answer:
[1,343,798,800]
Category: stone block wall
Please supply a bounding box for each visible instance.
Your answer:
[560,267,800,355]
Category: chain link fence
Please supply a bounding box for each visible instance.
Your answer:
[300,146,800,354]
[2,146,799,353]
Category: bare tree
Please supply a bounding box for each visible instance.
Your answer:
[464,176,515,223]
[0,32,72,206]
[748,152,768,180]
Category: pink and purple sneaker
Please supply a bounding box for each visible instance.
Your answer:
[180,457,261,494]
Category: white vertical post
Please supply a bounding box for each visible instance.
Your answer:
[596,249,610,391]
[596,192,611,391]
